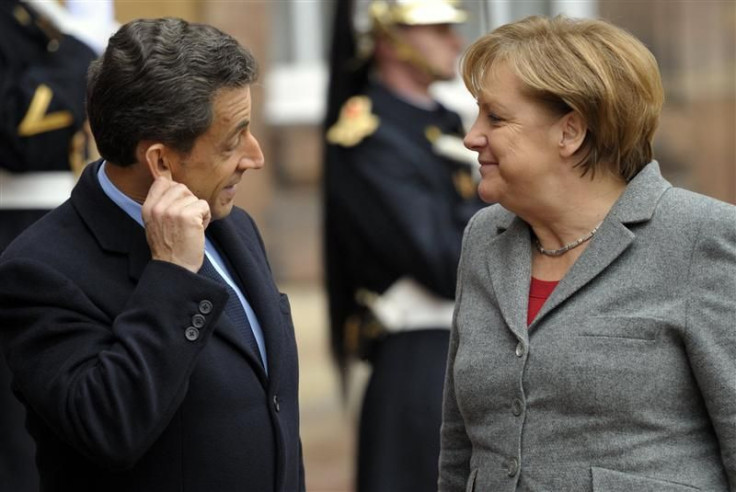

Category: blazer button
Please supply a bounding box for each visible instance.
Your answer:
[273,395,281,412]
[198,300,213,314]
[511,398,524,416]
[503,457,519,477]
[191,313,206,328]
[185,326,200,341]
[515,342,525,357]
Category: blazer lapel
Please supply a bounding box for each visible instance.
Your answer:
[486,211,533,341]
[530,221,634,329]
[207,217,284,386]
[529,161,672,329]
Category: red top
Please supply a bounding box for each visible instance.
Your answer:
[527,277,559,326]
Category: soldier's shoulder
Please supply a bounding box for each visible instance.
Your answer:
[326,95,380,148]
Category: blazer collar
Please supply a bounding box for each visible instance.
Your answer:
[485,161,672,335]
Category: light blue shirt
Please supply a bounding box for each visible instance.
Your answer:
[97,162,268,371]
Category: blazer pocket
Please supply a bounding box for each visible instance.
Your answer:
[592,467,701,491]
[465,468,478,492]
[577,316,662,341]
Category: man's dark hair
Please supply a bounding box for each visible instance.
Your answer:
[87,17,258,166]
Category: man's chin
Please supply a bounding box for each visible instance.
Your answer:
[211,204,234,222]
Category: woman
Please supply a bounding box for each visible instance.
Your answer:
[439,15,735,491]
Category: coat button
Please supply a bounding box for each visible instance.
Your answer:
[515,342,525,357]
[511,398,523,416]
[185,326,200,341]
[191,313,206,328]
[198,300,213,314]
[273,395,280,412]
[504,457,519,477]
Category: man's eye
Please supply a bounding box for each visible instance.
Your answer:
[488,113,503,123]
[226,136,241,151]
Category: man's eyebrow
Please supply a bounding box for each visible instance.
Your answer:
[227,119,250,140]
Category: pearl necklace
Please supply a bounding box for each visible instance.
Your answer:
[534,224,601,257]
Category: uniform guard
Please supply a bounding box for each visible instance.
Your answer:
[323,1,486,490]
[0,2,97,490]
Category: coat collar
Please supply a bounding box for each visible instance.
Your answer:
[484,161,672,336]
[72,160,152,280]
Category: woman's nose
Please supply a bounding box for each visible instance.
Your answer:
[463,124,486,151]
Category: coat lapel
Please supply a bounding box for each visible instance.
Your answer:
[529,161,672,329]
[485,209,533,341]
[207,217,284,388]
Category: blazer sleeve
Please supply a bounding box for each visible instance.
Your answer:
[438,213,479,491]
[684,205,736,487]
[0,258,229,470]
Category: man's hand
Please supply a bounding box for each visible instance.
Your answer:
[141,176,211,273]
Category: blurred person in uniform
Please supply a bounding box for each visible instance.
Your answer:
[0,17,304,491]
[0,1,98,489]
[323,1,486,490]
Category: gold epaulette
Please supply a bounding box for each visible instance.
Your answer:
[326,96,380,147]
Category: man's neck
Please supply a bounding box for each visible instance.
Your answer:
[103,162,152,204]
[376,64,434,107]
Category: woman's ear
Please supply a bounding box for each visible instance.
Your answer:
[138,142,172,180]
[558,111,587,158]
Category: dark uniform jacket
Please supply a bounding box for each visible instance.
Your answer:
[0,0,96,248]
[324,80,486,361]
[0,4,96,490]
[0,160,305,492]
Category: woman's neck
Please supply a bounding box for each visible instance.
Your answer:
[526,171,627,281]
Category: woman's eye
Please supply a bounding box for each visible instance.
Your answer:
[488,113,503,123]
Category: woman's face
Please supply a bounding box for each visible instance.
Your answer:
[464,63,566,208]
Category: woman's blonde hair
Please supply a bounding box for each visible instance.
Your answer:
[462,15,664,180]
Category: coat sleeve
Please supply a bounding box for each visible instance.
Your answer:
[0,257,229,470]
[438,214,478,491]
[684,202,736,487]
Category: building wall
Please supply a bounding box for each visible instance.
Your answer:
[110,1,736,286]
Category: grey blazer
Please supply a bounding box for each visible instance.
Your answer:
[439,162,736,492]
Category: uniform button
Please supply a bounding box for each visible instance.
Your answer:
[504,457,519,477]
[273,395,280,412]
[185,326,200,341]
[198,300,213,314]
[191,313,206,328]
[511,398,523,416]
[515,342,525,357]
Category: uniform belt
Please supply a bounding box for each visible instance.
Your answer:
[0,170,75,209]
[357,277,455,332]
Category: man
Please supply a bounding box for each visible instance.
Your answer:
[323,1,485,490]
[0,2,99,489]
[0,17,304,492]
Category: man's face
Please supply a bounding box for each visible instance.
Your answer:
[399,23,463,81]
[169,86,264,221]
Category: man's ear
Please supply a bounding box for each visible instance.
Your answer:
[558,111,587,158]
[138,142,172,180]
